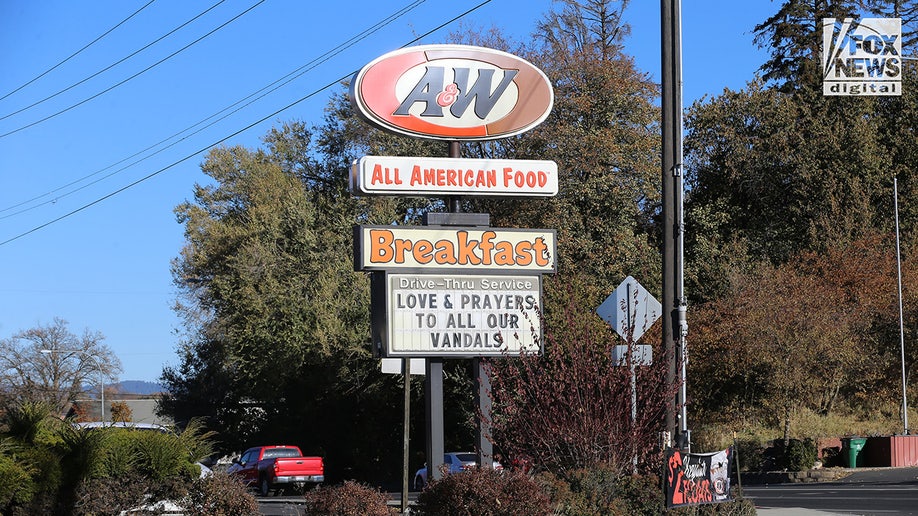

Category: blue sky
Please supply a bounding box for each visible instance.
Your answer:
[0,0,777,382]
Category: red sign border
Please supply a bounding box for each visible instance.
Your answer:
[350,44,554,141]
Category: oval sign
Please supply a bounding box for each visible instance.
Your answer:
[350,44,553,141]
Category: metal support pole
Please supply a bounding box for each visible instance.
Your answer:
[424,358,445,481]
[661,0,677,444]
[401,359,411,512]
[895,177,910,435]
[475,358,494,470]
[661,0,688,450]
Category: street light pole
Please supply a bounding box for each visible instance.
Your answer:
[41,349,105,423]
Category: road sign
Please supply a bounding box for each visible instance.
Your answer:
[381,358,426,375]
[612,345,653,366]
[597,276,661,343]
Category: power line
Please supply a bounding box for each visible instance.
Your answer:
[0,0,264,139]
[0,0,228,122]
[0,0,157,103]
[0,0,427,218]
[0,0,495,247]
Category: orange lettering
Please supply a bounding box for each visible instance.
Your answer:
[413,239,434,264]
[514,241,533,266]
[533,237,550,267]
[493,241,515,265]
[478,231,495,265]
[434,240,457,264]
[394,239,412,263]
[456,232,482,265]
[369,230,394,263]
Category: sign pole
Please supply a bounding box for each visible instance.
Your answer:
[401,359,410,512]
[424,357,444,482]
[424,141,462,484]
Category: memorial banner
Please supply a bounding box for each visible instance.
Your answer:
[665,447,733,508]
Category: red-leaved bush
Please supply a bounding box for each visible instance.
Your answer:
[302,481,395,516]
[488,277,675,477]
[413,468,552,516]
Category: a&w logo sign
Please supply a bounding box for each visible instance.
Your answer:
[823,18,902,96]
[350,45,553,141]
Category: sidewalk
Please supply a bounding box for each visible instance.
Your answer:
[757,509,847,516]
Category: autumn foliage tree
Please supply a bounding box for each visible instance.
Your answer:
[689,236,912,438]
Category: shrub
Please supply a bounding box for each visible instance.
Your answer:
[668,496,758,515]
[733,438,766,472]
[0,451,35,510]
[414,468,552,516]
[542,465,662,516]
[775,439,818,471]
[20,445,64,499]
[613,474,664,515]
[3,401,54,445]
[820,445,842,467]
[132,430,191,480]
[185,471,258,516]
[71,473,150,516]
[303,480,394,516]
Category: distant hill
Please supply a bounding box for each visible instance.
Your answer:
[114,380,166,395]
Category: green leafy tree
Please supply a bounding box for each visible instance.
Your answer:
[160,121,433,481]
[482,0,668,477]
[478,0,659,285]
[685,1,918,428]
[160,0,668,484]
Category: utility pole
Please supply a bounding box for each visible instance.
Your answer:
[661,0,689,450]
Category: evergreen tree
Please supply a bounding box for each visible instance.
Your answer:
[753,0,859,92]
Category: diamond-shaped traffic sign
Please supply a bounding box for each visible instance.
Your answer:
[596,276,662,343]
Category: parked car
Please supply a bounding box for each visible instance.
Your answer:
[73,421,170,432]
[413,452,503,490]
[227,445,324,496]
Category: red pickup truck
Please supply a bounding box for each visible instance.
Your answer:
[227,445,324,496]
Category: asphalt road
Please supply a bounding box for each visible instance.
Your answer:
[746,467,918,515]
[255,468,918,515]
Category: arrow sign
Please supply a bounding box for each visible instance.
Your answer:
[596,276,662,343]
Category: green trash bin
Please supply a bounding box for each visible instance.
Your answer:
[841,437,867,468]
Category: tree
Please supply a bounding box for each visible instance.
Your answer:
[688,236,907,436]
[162,0,662,483]
[109,401,132,423]
[469,0,661,313]
[0,318,121,417]
[482,0,668,477]
[861,0,918,47]
[161,121,429,480]
[753,0,859,92]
